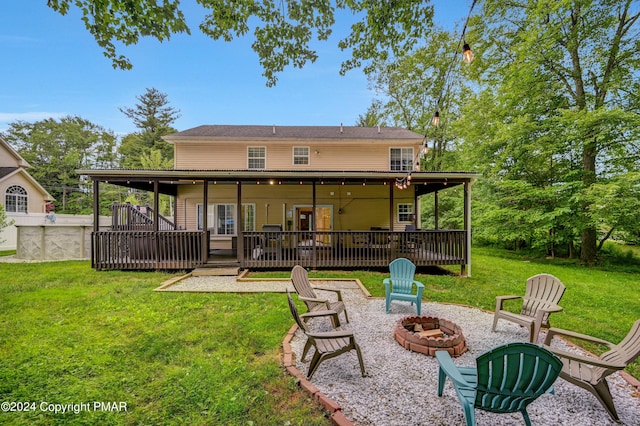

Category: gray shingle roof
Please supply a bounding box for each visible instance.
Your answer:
[168,125,423,140]
[0,167,18,179]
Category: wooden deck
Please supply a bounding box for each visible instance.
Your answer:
[92,229,467,272]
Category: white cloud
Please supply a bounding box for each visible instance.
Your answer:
[0,112,67,122]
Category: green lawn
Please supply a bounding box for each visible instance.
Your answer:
[0,248,638,425]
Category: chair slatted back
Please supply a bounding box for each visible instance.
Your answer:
[388,258,417,295]
[286,289,309,333]
[475,342,562,414]
[522,274,566,322]
[601,319,640,372]
[291,265,321,310]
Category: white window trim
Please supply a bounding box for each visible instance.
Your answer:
[5,185,28,213]
[292,146,310,165]
[397,202,414,223]
[197,203,256,236]
[389,147,414,172]
[247,146,266,170]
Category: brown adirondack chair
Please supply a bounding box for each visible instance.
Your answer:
[290,265,348,327]
[492,274,566,343]
[543,319,640,422]
[287,289,366,379]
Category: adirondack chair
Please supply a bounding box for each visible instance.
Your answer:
[286,289,366,379]
[291,265,348,327]
[543,319,640,422]
[384,258,424,315]
[492,273,566,343]
[436,342,562,426]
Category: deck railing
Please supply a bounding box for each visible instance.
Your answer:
[90,229,466,271]
[241,230,467,270]
[110,203,175,231]
[92,230,205,270]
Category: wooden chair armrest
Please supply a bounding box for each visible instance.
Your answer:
[313,286,343,301]
[536,303,563,314]
[435,350,474,389]
[495,295,522,311]
[496,295,521,301]
[300,310,339,320]
[544,327,614,347]
[308,330,354,339]
[542,345,626,369]
[298,295,329,304]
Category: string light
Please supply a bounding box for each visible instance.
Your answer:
[395,0,477,190]
[462,42,474,64]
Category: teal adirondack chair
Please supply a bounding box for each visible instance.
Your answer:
[383,258,424,315]
[436,342,562,426]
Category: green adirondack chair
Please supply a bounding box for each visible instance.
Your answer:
[436,342,562,426]
[384,258,424,315]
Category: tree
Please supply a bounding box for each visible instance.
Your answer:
[0,205,14,245]
[2,116,118,214]
[460,0,640,263]
[118,88,179,169]
[46,0,435,86]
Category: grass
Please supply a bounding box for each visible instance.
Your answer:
[0,262,330,425]
[0,248,638,424]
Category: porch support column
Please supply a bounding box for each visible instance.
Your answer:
[93,179,99,233]
[413,187,418,227]
[434,191,439,229]
[237,180,243,264]
[463,181,471,277]
[202,179,209,264]
[92,179,99,269]
[312,180,317,268]
[153,179,160,270]
[389,183,394,230]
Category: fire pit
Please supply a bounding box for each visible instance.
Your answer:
[394,316,468,357]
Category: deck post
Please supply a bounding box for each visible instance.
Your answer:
[463,181,471,277]
[93,179,99,269]
[237,180,243,264]
[202,179,209,264]
[312,180,317,269]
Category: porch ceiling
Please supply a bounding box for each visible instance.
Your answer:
[77,169,480,195]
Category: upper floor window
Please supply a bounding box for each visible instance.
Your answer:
[293,147,309,165]
[248,147,266,170]
[5,185,28,213]
[390,148,414,171]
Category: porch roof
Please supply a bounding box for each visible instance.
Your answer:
[77,169,481,196]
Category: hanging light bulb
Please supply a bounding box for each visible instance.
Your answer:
[432,111,440,127]
[462,42,474,64]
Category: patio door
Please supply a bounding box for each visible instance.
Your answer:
[294,206,332,244]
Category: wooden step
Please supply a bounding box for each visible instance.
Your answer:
[191,267,239,277]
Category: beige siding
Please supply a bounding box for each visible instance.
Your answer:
[0,173,49,213]
[176,182,415,233]
[174,141,417,171]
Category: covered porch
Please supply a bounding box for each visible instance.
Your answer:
[80,170,479,275]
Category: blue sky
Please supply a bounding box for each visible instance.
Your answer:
[0,1,470,136]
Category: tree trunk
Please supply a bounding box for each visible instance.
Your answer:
[580,141,597,264]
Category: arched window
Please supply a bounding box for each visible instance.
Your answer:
[5,185,28,213]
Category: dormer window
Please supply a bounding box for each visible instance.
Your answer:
[248,147,266,170]
[390,148,414,171]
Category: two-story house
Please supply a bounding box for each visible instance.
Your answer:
[80,125,479,274]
